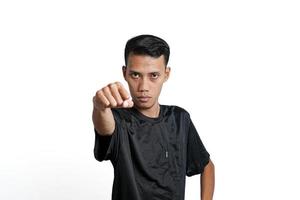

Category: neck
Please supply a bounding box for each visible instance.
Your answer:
[135,103,160,118]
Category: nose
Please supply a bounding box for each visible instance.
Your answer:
[138,77,149,92]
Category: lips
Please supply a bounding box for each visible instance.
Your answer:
[137,96,151,103]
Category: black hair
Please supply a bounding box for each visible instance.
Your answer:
[124,34,170,66]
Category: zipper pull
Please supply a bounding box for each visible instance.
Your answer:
[166,151,168,158]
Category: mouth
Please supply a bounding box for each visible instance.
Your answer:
[136,96,151,103]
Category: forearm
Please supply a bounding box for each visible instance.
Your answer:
[201,159,215,200]
[92,105,115,136]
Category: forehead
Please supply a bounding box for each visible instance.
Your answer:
[127,54,165,72]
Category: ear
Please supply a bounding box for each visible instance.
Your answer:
[164,67,171,82]
[122,66,127,81]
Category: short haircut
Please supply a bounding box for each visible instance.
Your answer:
[124,34,170,66]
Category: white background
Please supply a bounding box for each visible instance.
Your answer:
[0,0,299,199]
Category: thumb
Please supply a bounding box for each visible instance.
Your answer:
[122,99,134,108]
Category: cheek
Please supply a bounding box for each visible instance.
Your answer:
[127,80,138,92]
[153,81,164,93]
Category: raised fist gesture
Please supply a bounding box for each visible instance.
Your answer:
[93,82,134,110]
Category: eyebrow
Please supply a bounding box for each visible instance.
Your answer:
[128,70,160,74]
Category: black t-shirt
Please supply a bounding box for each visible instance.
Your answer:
[94,105,210,200]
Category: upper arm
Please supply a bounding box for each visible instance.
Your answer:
[93,109,122,163]
[186,119,210,176]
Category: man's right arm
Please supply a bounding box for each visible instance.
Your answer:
[92,105,115,136]
[92,82,133,136]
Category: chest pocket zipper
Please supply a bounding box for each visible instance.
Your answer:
[158,123,169,159]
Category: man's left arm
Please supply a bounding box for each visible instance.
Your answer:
[201,159,215,200]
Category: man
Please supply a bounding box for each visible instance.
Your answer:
[92,34,215,200]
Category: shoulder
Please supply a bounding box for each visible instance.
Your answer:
[162,105,191,119]
[162,104,189,113]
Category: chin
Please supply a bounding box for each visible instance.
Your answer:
[134,101,155,110]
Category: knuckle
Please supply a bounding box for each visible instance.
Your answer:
[108,82,114,88]
[110,101,117,107]
[95,91,102,99]
[96,89,103,96]
[103,86,110,94]
[104,101,110,107]
[109,83,117,90]
[116,100,123,106]
[115,81,123,88]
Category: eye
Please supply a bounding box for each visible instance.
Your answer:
[151,73,160,79]
[130,72,140,79]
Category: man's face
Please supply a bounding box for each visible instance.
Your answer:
[123,54,170,110]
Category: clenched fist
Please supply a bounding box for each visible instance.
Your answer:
[93,82,134,110]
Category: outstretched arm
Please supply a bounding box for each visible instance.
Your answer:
[92,82,133,136]
[201,159,215,200]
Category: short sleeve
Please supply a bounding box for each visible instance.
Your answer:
[186,119,210,177]
[93,110,121,163]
